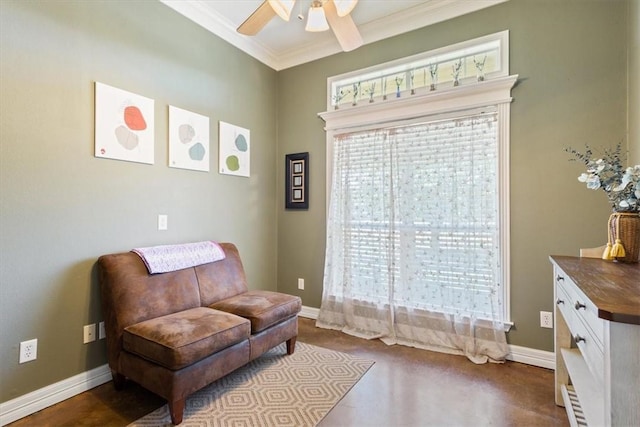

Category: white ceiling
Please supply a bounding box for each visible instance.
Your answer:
[160,0,507,71]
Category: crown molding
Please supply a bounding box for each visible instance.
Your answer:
[360,0,508,44]
[160,0,509,71]
[160,0,281,69]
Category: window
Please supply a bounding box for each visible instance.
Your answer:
[333,111,500,319]
[319,32,517,334]
[327,31,509,110]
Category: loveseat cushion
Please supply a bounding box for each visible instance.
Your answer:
[209,290,302,333]
[123,307,250,370]
[194,243,249,306]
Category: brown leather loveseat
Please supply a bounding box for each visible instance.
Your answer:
[97,242,301,425]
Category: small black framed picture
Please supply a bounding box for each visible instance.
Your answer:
[285,152,309,210]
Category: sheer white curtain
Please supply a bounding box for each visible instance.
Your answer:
[316,111,509,364]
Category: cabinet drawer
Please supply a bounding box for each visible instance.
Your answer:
[555,283,574,330]
[556,283,605,385]
[555,271,604,349]
[570,309,604,386]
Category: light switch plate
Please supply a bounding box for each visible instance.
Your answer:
[83,324,96,343]
[158,214,168,231]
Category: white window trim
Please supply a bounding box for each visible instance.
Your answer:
[319,74,518,325]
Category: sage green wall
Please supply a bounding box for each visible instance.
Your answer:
[0,1,277,402]
[0,0,634,409]
[276,0,628,352]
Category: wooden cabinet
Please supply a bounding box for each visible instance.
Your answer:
[550,256,640,427]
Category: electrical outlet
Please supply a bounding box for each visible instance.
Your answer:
[19,339,38,363]
[99,321,106,340]
[83,324,96,344]
[298,278,304,290]
[540,311,553,329]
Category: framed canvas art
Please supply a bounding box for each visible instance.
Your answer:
[169,106,210,172]
[95,82,154,164]
[219,121,250,177]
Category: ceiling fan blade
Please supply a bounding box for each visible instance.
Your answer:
[237,1,276,36]
[323,0,363,52]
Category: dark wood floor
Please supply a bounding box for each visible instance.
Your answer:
[8,317,569,426]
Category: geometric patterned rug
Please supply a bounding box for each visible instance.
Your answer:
[129,342,374,427]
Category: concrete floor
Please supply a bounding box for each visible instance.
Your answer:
[8,317,569,426]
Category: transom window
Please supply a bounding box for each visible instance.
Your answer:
[328,31,508,110]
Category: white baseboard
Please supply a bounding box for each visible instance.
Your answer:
[0,364,111,426]
[298,305,555,370]
[299,305,320,319]
[506,344,555,370]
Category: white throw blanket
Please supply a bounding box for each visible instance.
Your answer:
[132,241,226,274]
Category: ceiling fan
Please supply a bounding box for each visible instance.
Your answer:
[237,0,364,52]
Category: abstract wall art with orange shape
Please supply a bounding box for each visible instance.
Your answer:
[95,82,154,164]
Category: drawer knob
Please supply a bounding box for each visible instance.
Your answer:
[556,275,565,282]
[574,301,586,310]
[574,334,586,344]
[556,298,565,305]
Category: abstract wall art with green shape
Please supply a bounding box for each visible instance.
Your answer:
[219,121,250,177]
[169,105,210,172]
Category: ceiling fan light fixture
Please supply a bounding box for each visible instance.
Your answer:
[305,2,329,32]
[333,0,358,17]
[268,0,296,21]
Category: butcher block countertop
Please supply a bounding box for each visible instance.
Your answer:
[549,256,640,325]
